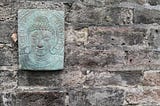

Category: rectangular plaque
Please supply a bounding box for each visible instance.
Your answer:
[18,9,64,70]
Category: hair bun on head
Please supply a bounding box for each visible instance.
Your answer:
[28,16,53,33]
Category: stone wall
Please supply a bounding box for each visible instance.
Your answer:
[1,0,160,106]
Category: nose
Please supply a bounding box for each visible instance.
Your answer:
[37,40,43,48]
[37,45,43,48]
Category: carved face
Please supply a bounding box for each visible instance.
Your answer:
[30,30,52,56]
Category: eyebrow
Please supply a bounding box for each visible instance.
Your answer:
[31,35,37,38]
[42,33,52,37]
[43,36,51,39]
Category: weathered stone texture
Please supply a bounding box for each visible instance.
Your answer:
[69,88,125,106]
[1,0,160,106]
[16,91,65,106]
[0,21,15,44]
[143,70,160,86]
[61,69,86,87]
[75,0,148,7]
[0,45,18,66]
[0,47,14,66]
[134,9,160,25]
[0,93,16,106]
[67,6,133,28]
[0,70,17,91]
[0,1,64,22]
[87,26,147,50]
[65,46,124,68]
[85,71,143,87]
[125,87,160,105]
[65,26,151,71]
[27,0,75,3]
[0,94,3,106]
[18,71,62,87]
[148,0,160,5]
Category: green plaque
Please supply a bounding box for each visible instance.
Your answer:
[18,9,64,70]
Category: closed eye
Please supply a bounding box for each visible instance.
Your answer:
[32,37,37,41]
[43,37,50,41]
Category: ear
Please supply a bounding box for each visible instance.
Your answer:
[24,46,31,54]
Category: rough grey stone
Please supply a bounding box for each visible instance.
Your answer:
[87,26,147,50]
[69,88,125,106]
[0,21,15,44]
[16,91,65,106]
[143,70,160,86]
[0,70,17,91]
[67,4,133,28]
[13,1,64,10]
[147,51,160,70]
[65,45,150,71]
[114,71,143,85]
[0,2,14,21]
[18,71,62,87]
[65,45,124,68]
[0,47,14,66]
[134,9,160,24]
[85,71,143,86]
[0,1,64,21]
[148,28,160,49]
[76,0,147,7]
[125,87,160,105]
[1,0,160,105]
[26,0,76,3]
[61,67,86,87]
[0,93,16,106]
[0,94,3,106]
[148,0,160,5]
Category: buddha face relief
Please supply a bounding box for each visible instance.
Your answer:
[30,30,52,57]
[27,16,56,58]
[18,9,64,70]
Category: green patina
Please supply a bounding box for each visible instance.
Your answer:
[18,9,64,70]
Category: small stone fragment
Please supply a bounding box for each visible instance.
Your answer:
[11,33,17,43]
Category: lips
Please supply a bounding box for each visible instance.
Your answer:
[36,46,45,50]
[36,48,44,50]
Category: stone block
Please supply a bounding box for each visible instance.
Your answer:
[125,87,160,105]
[0,47,14,66]
[0,94,3,106]
[0,2,13,21]
[65,45,125,68]
[147,51,160,70]
[65,45,150,71]
[18,71,62,87]
[87,26,147,50]
[108,49,150,71]
[0,21,15,44]
[143,70,160,86]
[134,8,160,24]
[85,71,143,87]
[148,0,160,5]
[77,0,147,7]
[12,1,64,10]
[26,0,76,3]
[148,28,160,50]
[0,93,16,106]
[67,5,133,28]
[61,69,86,87]
[65,26,150,70]
[69,87,125,106]
[65,27,88,46]
[16,91,65,106]
[0,70,17,91]
[0,1,64,21]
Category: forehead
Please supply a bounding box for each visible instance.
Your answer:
[30,30,52,37]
